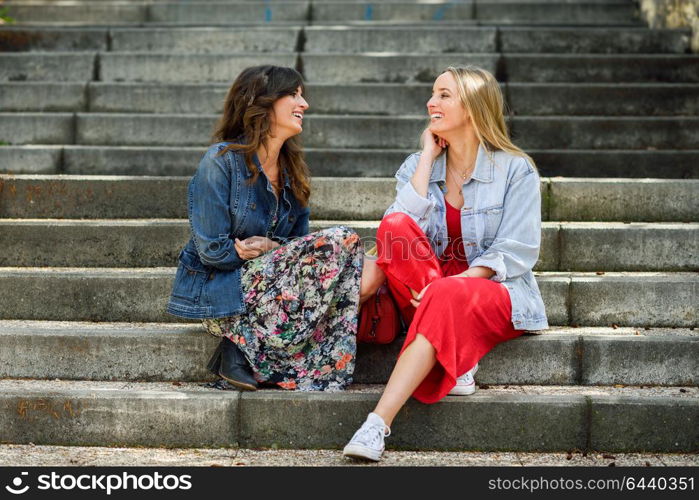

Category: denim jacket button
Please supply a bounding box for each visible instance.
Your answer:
[289,215,295,222]
[437,240,443,246]
[250,202,256,210]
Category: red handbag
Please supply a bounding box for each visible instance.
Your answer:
[357,282,402,344]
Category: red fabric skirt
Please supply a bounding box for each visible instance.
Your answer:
[376,212,522,404]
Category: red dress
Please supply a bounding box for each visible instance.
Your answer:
[376,203,522,404]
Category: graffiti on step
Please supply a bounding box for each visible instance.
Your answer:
[16,399,82,420]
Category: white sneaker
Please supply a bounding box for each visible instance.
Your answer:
[343,412,391,462]
[448,363,479,396]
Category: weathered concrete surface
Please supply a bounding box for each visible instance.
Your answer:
[474,1,640,24]
[0,113,74,145]
[570,273,698,327]
[9,82,695,116]
[6,219,692,272]
[239,391,587,451]
[582,336,699,386]
[302,54,498,83]
[532,150,699,179]
[0,53,95,81]
[304,26,494,53]
[0,27,108,52]
[0,381,694,451]
[0,385,239,447]
[591,398,699,452]
[508,83,699,116]
[498,26,691,53]
[2,444,697,467]
[312,2,475,22]
[0,146,61,174]
[2,175,696,222]
[549,179,699,222]
[63,146,203,176]
[0,82,86,112]
[69,113,699,149]
[0,322,696,384]
[1,269,690,326]
[11,146,697,179]
[558,222,699,271]
[110,27,300,53]
[503,54,699,82]
[5,3,147,25]
[148,2,310,24]
[99,53,297,83]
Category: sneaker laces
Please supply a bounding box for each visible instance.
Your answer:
[351,421,391,448]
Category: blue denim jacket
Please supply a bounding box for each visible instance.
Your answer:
[167,142,310,319]
[384,144,549,331]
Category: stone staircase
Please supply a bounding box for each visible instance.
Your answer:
[0,0,697,453]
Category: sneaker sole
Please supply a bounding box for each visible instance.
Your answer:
[342,444,383,462]
[448,384,477,396]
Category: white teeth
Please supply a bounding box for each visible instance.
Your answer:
[430,113,443,119]
[293,113,303,119]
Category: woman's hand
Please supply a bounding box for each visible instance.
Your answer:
[409,283,432,308]
[234,236,280,260]
[421,128,448,162]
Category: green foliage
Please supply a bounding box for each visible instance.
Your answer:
[0,6,15,24]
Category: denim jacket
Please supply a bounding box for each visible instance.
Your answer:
[167,142,310,319]
[384,144,549,331]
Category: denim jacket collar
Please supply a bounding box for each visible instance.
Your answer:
[241,151,293,206]
[430,143,495,184]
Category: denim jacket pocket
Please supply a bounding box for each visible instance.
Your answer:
[171,251,207,303]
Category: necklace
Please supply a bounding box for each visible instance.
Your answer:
[446,168,466,198]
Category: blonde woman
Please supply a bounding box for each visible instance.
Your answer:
[343,66,548,461]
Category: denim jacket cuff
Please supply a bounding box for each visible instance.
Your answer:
[396,180,434,220]
[470,252,506,282]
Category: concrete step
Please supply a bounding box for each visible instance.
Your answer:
[3,146,697,179]
[0,27,108,52]
[6,2,311,25]
[1,175,696,222]
[0,83,87,112]
[1,51,686,84]
[503,53,699,83]
[5,82,696,116]
[110,26,301,52]
[0,52,95,82]
[1,219,697,272]
[303,53,699,83]
[0,321,696,386]
[310,1,640,24]
[0,268,695,325]
[0,380,695,451]
[99,52,298,82]
[3,444,697,467]
[4,25,686,56]
[304,26,690,54]
[0,113,74,144]
[46,113,698,150]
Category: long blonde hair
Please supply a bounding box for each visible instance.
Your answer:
[444,65,537,170]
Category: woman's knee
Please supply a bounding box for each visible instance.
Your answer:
[319,226,362,253]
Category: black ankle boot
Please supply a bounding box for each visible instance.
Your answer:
[216,337,257,391]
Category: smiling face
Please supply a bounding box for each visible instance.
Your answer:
[427,71,470,138]
[270,86,309,139]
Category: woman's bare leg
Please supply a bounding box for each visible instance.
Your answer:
[359,254,386,304]
[372,333,436,428]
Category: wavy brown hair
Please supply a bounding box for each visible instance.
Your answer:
[213,65,311,206]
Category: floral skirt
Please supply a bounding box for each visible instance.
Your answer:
[203,226,363,391]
